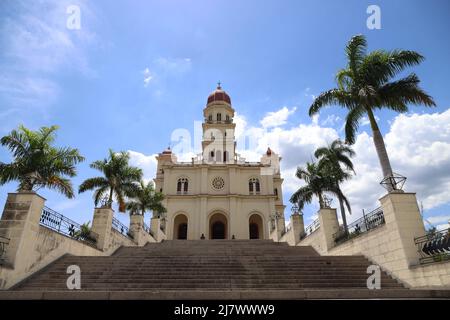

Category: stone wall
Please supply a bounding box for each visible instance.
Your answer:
[0,225,104,289]
[0,192,159,289]
[286,192,450,289]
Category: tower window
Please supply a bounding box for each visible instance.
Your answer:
[208,114,212,121]
[249,178,260,195]
[226,115,230,121]
[177,178,189,194]
[216,150,222,162]
[217,113,222,121]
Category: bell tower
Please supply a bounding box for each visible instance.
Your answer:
[202,83,236,163]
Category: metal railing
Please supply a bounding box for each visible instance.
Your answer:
[415,228,450,265]
[112,216,132,239]
[304,218,320,237]
[143,222,154,237]
[0,235,10,263]
[40,206,98,247]
[333,206,385,245]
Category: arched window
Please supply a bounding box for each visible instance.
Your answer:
[274,188,278,199]
[177,178,189,194]
[249,178,260,195]
[216,150,222,162]
[223,151,228,162]
[226,115,230,122]
[217,113,222,121]
[208,114,212,121]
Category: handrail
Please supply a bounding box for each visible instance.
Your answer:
[40,206,98,247]
[143,222,154,238]
[112,216,133,239]
[333,206,385,245]
[415,227,450,264]
[304,218,320,237]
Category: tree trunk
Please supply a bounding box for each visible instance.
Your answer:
[338,195,348,233]
[318,192,324,208]
[108,188,114,208]
[366,108,394,191]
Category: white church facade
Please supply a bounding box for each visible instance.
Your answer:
[154,84,286,240]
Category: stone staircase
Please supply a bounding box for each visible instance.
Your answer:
[4,240,450,299]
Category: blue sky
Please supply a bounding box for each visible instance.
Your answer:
[1,0,450,230]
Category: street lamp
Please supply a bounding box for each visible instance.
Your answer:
[291,204,300,216]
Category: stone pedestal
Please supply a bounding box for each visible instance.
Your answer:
[379,191,425,267]
[150,217,161,241]
[129,214,145,246]
[318,208,340,251]
[91,207,114,251]
[276,217,285,240]
[290,213,305,243]
[0,192,45,268]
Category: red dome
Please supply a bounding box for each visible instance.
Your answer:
[207,84,231,105]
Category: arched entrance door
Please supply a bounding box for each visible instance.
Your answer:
[178,223,187,240]
[209,213,228,239]
[173,214,188,240]
[249,214,263,239]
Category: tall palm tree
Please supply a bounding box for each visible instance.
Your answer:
[309,35,435,191]
[79,149,142,212]
[290,161,351,215]
[0,125,84,198]
[126,180,166,217]
[315,139,355,233]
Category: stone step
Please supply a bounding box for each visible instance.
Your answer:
[6,289,450,300]
[11,241,406,293]
[17,283,404,291]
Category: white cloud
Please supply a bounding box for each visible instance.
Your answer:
[234,107,450,226]
[321,114,341,127]
[127,150,158,183]
[360,115,380,126]
[143,68,154,87]
[260,106,297,128]
[426,215,450,225]
[0,0,97,109]
[0,76,59,107]
[141,57,192,92]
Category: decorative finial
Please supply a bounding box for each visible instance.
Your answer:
[217,81,221,89]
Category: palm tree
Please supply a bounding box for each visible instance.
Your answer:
[315,139,355,233]
[126,180,166,217]
[0,125,84,198]
[309,35,435,191]
[79,149,142,212]
[290,161,351,215]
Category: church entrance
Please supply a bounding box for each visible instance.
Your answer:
[211,222,225,239]
[209,213,228,239]
[249,223,259,239]
[249,214,263,239]
[173,214,188,240]
[178,223,188,240]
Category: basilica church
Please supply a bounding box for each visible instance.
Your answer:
[154,84,286,240]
